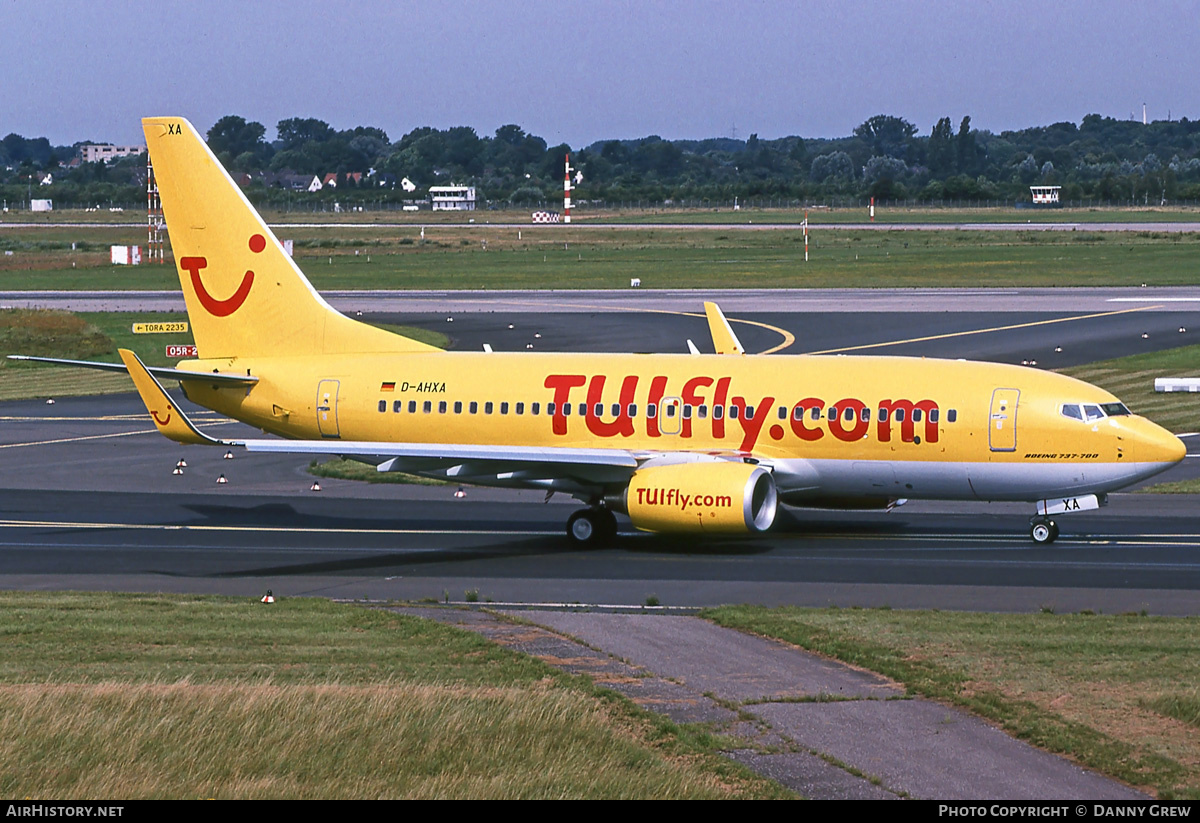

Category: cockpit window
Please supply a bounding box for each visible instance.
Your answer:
[1060,404,1083,421]
[1101,402,1130,416]
[1083,404,1104,421]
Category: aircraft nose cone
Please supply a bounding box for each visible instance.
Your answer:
[1128,419,1186,465]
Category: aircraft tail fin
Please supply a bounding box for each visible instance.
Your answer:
[142,117,439,360]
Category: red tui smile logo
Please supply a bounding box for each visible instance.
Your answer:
[178,234,266,317]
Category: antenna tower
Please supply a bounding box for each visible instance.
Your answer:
[147,155,165,263]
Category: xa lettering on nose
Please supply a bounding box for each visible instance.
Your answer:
[179,256,254,317]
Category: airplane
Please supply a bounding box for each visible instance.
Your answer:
[10,117,1187,546]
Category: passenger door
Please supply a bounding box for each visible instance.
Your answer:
[989,388,1019,452]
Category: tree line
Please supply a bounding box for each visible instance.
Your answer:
[3,112,1200,209]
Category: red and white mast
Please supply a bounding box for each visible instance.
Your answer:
[563,153,572,224]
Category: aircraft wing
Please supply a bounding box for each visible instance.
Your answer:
[242,438,641,487]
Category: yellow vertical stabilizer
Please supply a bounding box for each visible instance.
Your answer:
[142,117,439,359]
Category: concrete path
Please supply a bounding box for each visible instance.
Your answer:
[399,607,1147,800]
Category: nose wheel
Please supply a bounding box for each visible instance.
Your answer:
[1030,517,1059,544]
[567,507,618,547]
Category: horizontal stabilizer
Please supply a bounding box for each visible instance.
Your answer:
[118,348,232,446]
[6,355,258,386]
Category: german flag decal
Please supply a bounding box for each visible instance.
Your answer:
[381,382,396,392]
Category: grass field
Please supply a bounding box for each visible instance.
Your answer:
[704,605,1200,799]
[0,592,785,799]
[4,222,1200,291]
[2,592,1197,798]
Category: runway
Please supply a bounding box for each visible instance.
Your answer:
[8,285,1200,316]
[3,291,1200,613]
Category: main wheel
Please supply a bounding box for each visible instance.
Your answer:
[567,508,617,547]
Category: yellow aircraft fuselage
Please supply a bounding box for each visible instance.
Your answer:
[178,349,1181,504]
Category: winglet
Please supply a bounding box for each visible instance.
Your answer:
[118,348,229,446]
[703,302,745,355]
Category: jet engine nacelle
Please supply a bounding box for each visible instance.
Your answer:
[616,462,778,534]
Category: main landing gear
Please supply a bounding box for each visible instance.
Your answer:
[566,507,618,547]
[1029,516,1059,545]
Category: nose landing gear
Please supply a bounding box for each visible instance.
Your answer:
[1030,516,1059,544]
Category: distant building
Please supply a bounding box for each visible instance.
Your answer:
[430,184,476,211]
[80,144,145,164]
[321,172,363,189]
[1030,185,1061,205]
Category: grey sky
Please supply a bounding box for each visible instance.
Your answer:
[5,0,1198,148]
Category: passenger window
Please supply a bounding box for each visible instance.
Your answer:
[1060,404,1082,421]
[423,401,432,413]
[563,403,572,416]
[844,407,855,421]
[729,406,739,420]
[545,402,554,415]
[879,408,889,422]
[393,400,403,413]
[712,405,723,420]
[947,409,957,423]
[793,406,804,421]
[516,402,524,415]
[483,402,492,414]
[929,408,938,423]
[438,401,447,413]
[745,406,755,419]
[827,407,837,420]
[378,400,386,413]
[912,409,922,422]
[408,401,417,413]
[778,406,787,420]
[811,407,820,421]
[861,408,871,422]
[666,404,676,418]
[895,409,905,422]
[454,401,463,414]
[501,402,509,414]
[532,402,541,415]
[611,403,620,417]
[628,404,638,417]
[698,405,708,418]
[647,404,657,418]
[595,403,604,417]
[469,401,478,414]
